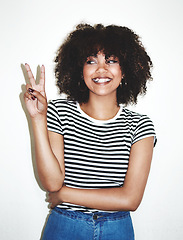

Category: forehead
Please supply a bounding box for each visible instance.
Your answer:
[87,52,118,59]
[83,41,118,56]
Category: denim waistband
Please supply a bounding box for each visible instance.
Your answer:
[53,207,130,222]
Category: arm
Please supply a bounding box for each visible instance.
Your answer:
[48,136,154,211]
[24,64,65,192]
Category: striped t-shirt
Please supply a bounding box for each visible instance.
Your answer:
[47,99,157,213]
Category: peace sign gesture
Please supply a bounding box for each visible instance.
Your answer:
[24,64,47,119]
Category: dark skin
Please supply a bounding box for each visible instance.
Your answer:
[24,54,154,211]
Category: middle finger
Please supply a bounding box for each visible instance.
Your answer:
[25,63,36,87]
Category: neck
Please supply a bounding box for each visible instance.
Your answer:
[80,94,120,121]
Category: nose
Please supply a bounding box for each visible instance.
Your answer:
[96,61,108,73]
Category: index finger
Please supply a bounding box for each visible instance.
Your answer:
[39,65,45,90]
[25,63,36,87]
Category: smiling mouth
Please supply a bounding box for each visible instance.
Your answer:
[92,78,112,83]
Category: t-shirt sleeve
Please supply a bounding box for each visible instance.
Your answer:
[132,115,157,146]
[47,101,63,135]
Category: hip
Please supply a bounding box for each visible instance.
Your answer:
[42,207,134,240]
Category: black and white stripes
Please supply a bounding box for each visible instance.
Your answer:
[47,99,156,213]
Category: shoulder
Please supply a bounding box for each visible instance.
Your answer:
[49,98,76,107]
[123,108,157,146]
[123,108,154,121]
[122,108,148,122]
[48,99,77,112]
[123,108,156,134]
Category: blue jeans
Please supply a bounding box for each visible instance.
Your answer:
[42,207,134,240]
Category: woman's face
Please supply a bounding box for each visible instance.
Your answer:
[83,52,122,99]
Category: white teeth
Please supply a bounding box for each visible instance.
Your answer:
[93,78,112,83]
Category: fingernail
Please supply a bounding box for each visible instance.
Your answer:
[28,88,34,93]
[31,96,36,100]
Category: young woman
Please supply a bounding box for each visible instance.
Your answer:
[24,23,157,240]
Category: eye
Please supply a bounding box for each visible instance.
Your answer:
[105,56,119,64]
[106,59,118,64]
[86,60,96,64]
[85,56,97,65]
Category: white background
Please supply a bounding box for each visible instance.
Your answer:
[0,0,183,239]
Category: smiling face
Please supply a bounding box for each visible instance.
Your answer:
[83,52,122,100]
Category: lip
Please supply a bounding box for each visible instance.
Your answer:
[92,77,112,84]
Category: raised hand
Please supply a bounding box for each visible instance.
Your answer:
[24,64,47,119]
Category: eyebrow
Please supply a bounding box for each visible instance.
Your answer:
[87,54,117,59]
[87,54,98,58]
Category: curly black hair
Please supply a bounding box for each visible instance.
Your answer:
[54,23,153,105]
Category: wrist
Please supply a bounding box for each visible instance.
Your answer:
[31,114,47,127]
[31,115,48,137]
[60,185,69,203]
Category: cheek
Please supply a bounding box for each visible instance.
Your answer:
[83,67,89,80]
[83,64,93,73]
[117,66,122,76]
[83,66,95,83]
[113,67,122,80]
[82,68,91,89]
